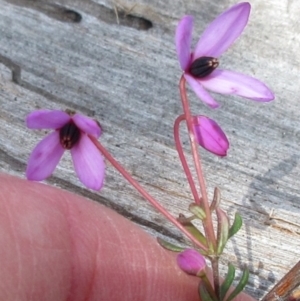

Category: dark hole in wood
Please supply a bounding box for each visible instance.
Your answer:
[3,0,152,29]
[98,6,152,31]
[3,0,82,24]
[61,9,82,23]
[118,12,153,30]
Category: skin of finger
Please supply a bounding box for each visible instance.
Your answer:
[0,173,200,301]
[0,174,256,301]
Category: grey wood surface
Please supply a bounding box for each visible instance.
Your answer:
[1,0,300,299]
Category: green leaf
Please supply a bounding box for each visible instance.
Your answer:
[216,208,229,255]
[225,267,249,301]
[198,282,218,301]
[210,187,221,212]
[189,203,206,220]
[177,214,207,247]
[220,263,236,301]
[228,213,243,239]
[156,237,185,252]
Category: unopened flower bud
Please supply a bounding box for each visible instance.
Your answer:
[193,116,229,156]
[177,249,206,276]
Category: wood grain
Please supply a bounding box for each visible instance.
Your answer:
[1,0,300,299]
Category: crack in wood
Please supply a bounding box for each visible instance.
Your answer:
[100,6,153,30]
[0,147,183,242]
[4,0,152,30]
[0,54,96,116]
[0,54,21,84]
[0,149,26,172]
[20,80,96,117]
[47,176,185,241]
[3,0,82,23]
[264,209,300,235]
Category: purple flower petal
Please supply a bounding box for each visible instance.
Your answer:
[201,69,274,101]
[26,131,64,180]
[193,116,229,156]
[175,15,194,71]
[193,2,250,59]
[71,134,105,190]
[26,110,70,129]
[72,114,101,138]
[185,74,220,108]
[177,249,206,276]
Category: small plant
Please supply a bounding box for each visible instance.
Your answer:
[25,3,279,301]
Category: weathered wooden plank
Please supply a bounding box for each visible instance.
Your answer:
[1,0,300,299]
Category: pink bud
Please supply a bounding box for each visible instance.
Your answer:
[193,116,229,156]
[177,249,206,276]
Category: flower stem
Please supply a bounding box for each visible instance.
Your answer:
[179,75,216,250]
[200,272,219,301]
[174,114,200,204]
[211,257,220,300]
[89,135,209,252]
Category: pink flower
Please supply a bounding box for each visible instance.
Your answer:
[175,2,274,108]
[193,116,229,156]
[26,110,105,190]
[177,249,206,276]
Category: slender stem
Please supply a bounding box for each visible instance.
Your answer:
[89,135,208,252]
[211,257,220,300]
[200,272,219,301]
[179,75,216,249]
[174,114,200,204]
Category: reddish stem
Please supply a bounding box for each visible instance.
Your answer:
[179,75,216,249]
[211,257,220,300]
[174,114,200,204]
[89,135,208,252]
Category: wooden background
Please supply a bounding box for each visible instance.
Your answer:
[1,0,300,299]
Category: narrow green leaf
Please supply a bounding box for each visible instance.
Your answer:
[216,208,229,255]
[225,267,249,301]
[220,263,236,301]
[178,214,207,246]
[156,237,185,252]
[189,203,206,220]
[228,213,243,239]
[210,187,221,212]
[198,282,217,301]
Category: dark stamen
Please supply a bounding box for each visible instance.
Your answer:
[59,122,81,149]
[189,57,219,78]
